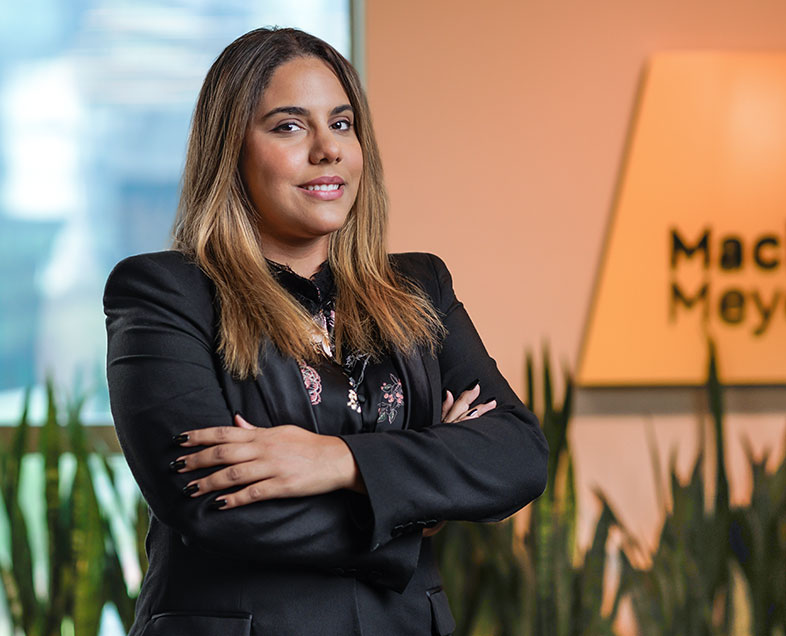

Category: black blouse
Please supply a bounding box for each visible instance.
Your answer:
[268,260,406,436]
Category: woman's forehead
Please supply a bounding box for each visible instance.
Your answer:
[258,57,350,112]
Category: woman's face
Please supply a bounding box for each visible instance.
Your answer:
[240,56,363,258]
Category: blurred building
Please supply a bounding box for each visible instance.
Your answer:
[0,0,351,421]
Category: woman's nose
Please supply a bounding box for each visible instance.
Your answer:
[309,128,341,164]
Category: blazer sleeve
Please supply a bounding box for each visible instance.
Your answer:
[341,252,549,552]
[104,252,420,592]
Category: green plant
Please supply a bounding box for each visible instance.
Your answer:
[728,434,786,635]
[523,350,623,636]
[0,383,147,635]
[617,343,756,636]
[434,349,623,636]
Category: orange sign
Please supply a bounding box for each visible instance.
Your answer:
[578,52,786,386]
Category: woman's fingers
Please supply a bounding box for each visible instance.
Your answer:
[171,440,261,474]
[441,382,499,423]
[212,477,300,510]
[454,399,496,422]
[234,413,255,429]
[174,424,353,506]
[184,459,273,498]
[175,425,256,447]
[171,420,261,475]
[442,383,481,422]
[440,390,454,421]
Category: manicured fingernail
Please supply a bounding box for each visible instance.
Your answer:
[172,433,189,444]
[487,396,497,404]
[462,379,480,393]
[169,458,186,472]
[467,408,478,418]
[182,483,199,496]
[233,410,244,419]
[209,498,227,510]
[441,389,448,401]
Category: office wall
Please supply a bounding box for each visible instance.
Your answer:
[365,0,786,551]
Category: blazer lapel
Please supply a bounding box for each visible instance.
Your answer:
[391,348,440,431]
[254,341,320,433]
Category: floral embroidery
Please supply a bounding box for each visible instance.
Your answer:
[346,354,370,414]
[377,374,404,424]
[299,363,322,405]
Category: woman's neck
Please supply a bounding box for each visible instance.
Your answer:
[260,239,329,278]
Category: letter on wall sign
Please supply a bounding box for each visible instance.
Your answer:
[578,52,786,385]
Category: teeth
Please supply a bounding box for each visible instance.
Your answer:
[304,183,341,191]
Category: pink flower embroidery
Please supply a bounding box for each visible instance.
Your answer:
[299,363,322,405]
[377,374,404,424]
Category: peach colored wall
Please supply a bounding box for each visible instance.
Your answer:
[364,0,786,553]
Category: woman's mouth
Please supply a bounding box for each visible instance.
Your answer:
[302,183,341,192]
[298,182,344,200]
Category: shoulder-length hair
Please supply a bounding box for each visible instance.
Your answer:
[172,27,444,378]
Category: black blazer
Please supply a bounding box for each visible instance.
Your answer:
[104,250,548,636]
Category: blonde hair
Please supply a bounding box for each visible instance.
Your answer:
[172,27,444,378]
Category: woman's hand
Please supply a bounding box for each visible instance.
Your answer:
[440,382,497,423]
[424,383,497,537]
[173,415,364,510]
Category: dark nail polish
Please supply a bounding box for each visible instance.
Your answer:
[172,433,189,444]
[462,378,480,393]
[441,388,448,401]
[233,410,244,419]
[209,498,227,510]
[169,458,186,472]
[182,483,199,496]
[487,396,497,404]
[467,409,478,417]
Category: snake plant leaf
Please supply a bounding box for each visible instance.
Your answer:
[572,499,615,635]
[70,456,105,636]
[5,402,41,635]
[98,455,124,516]
[707,340,730,519]
[4,388,30,515]
[771,429,786,514]
[542,344,553,420]
[732,446,785,636]
[40,378,68,636]
[0,563,25,630]
[102,516,136,632]
[67,393,104,635]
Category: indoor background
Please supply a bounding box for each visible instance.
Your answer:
[3,0,786,634]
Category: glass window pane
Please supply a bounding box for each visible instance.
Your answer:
[0,0,352,423]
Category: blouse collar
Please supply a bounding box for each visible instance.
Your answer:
[267,259,335,316]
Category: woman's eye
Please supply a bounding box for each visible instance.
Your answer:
[272,122,303,133]
[332,120,352,131]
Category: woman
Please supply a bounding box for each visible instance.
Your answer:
[105,27,547,636]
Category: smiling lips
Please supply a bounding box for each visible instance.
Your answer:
[298,176,345,200]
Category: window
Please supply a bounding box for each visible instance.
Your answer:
[0,0,353,424]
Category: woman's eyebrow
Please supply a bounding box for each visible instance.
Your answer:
[262,104,353,119]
